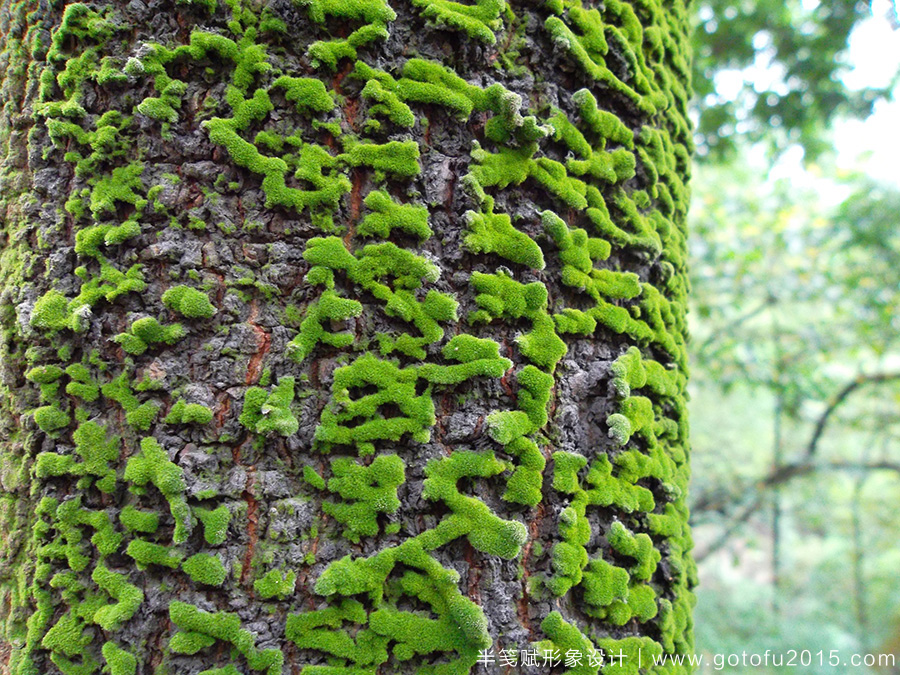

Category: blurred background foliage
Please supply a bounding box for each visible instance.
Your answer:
[687,0,900,670]
[692,0,898,159]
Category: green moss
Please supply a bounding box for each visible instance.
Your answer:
[484,410,530,447]
[411,0,504,43]
[594,455,654,511]
[186,216,206,231]
[168,630,215,655]
[194,504,231,546]
[469,270,542,322]
[30,290,71,331]
[339,140,420,178]
[211,104,349,217]
[297,0,395,68]
[458,269,562,507]
[137,92,181,125]
[323,455,405,542]
[182,553,227,586]
[26,365,64,384]
[296,449,528,671]
[92,564,144,631]
[544,7,662,115]
[286,290,361,362]
[292,544,494,671]
[517,313,567,369]
[358,190,431,239]
[125,539,183,570]
[395,58,495,120]
[368,587,491,659]
[113,317,185,355]
[169,601,283,674]
[102,642,137,675]
[64,262,147,326]
[254,569,296,600]
[581,557,629,608]
[106,219,142,245]
[612,398,657,445]
[303,465,327,490]
[602,582,658,625]
[354,64,416,128]
[272,75,334,113]
[463,195,544,269]
[37,3,120,119]
[136,28,354,221]
[89,162,148,217]
[101,371,161,431]
[607,521,660,581]
[474,142,588,209]
[498,429,547,504]
[127,401,160,431]
[119,505,159,533]
[610,345,680,399]
[35,420,119,492]
[314,354,435,456]
[547,90,637,191]
[308,26,389,69]
[422,451,526,559]
[436,334,496,363]
[536,611,601,675]
[33,405,70,433]
[546,449,657,601]
[64,364,97,398]
[124,437,191,543]
[286,599,383,664]
[60,496,123,561]
[302,235,459,358]
[240,377,298,436]
[161,285,216,319]
[165,400,214,425]
[542,209,645,332]
[482,88,551,145]
[41,611,90,659]
[300,0,395,26]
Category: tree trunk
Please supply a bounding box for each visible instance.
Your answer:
[0,0,695,673]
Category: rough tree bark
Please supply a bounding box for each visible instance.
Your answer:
[0,0,695,673]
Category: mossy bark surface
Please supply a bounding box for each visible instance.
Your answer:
[0,0,695,672]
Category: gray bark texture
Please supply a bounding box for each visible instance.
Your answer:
[0,0,696,673]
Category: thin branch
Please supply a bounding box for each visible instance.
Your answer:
[693,460,900,562]
[694,297,774,359]
[693,494,765,563]
[804,372,900,460]
[693,371,900,562]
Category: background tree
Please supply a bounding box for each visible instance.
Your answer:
[684,0,900,667]
[0,0,696,673]
[692,0,898,159]
[687,158,900,667]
